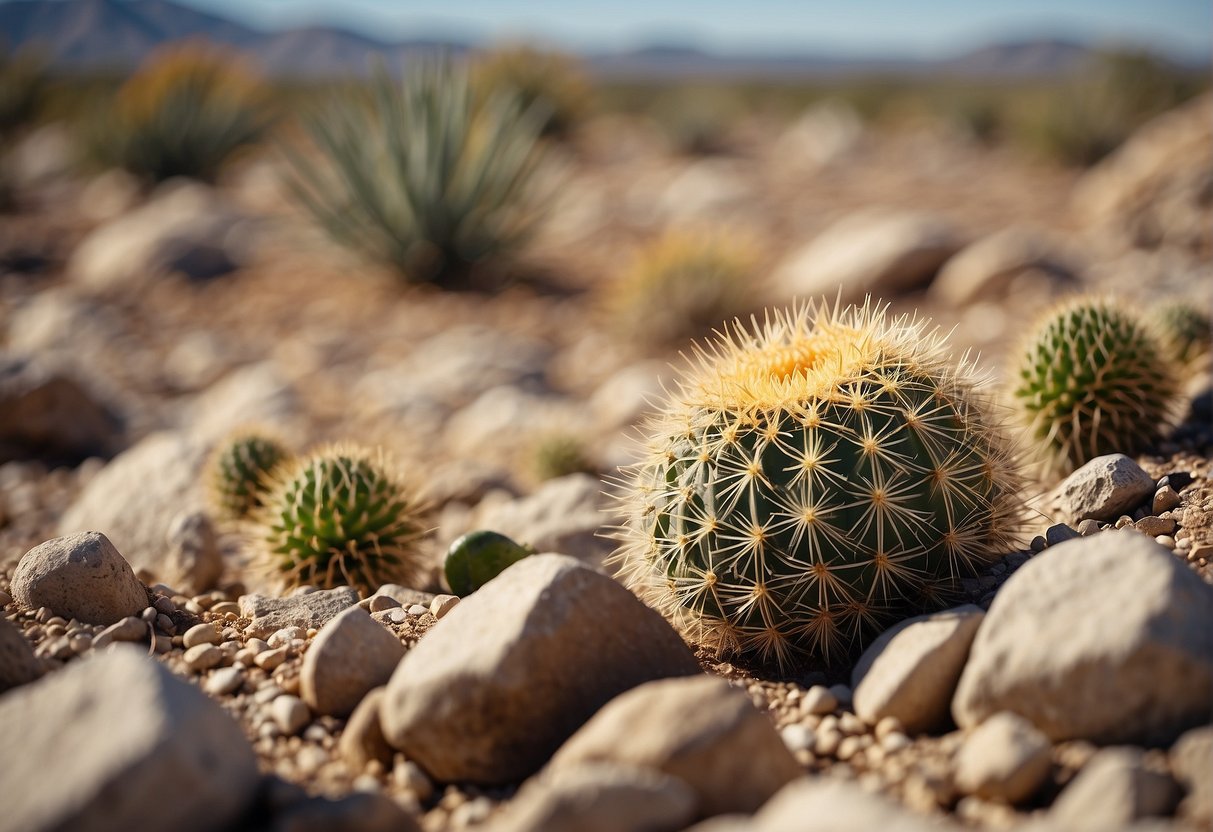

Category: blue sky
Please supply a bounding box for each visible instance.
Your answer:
[169,0,1211,59]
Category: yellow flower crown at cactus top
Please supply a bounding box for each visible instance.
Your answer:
[613,298,1025,668]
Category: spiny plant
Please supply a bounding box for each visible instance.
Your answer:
[1149,298,1211,370]
[531,433,596,481]
[83,42,269,183]
[286,58,549,287]
[207,432,291,522]
[604,229,760,349]
[472,44,590,138]
[613,299,1023,669]
[251,444,427,594]
[444,530,533,596]
[1011,296,1180,476]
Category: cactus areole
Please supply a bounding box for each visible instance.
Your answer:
[613,299,1022,668]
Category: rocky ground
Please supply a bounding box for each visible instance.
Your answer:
[0,93,1211,832]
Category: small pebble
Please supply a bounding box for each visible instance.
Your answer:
[153,596,176,615]
[211,601,240,617]
[206,667,245,696]
[1135,515,1177,537]
[393,760,434,802]
[1114,516,1133,529]
[1045,523,1080,546]
[1155,536,1177,549]
[1076,519,1101,536]
[882,732,912,753]
[184,643,222,672]
[271,695,311,736]
[254,648,288,671]
[407,604,429,617]
[828,684,853,708]
[100,616,147,643]
[0,590,11,607]
[1153,485,1182,514]
[183,623,221,648]
[430,594,459,619]
[780,723,814,753]
[268,627,307,648]
[874,716,903,741]
[155,613,175,634]
[839,712,866,736]
[140,607,158,623]
[801,684,838,716]
[367,594,399,613]
[1029,535,1046,553]
[387,608,408,624]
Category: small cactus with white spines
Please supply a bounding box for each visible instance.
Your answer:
[208,432,290,521]
[252,444,427,594]
[1012,297,1179,475]
[613,299,1023,668]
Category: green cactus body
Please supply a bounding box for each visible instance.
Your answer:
[444,530,533,596]
[209,433,290,521]
[254,445,425,594]
[1012,297,1179,475]
[1149,299,1212,369]
[614,300,1022,668]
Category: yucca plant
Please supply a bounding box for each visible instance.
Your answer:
[471,44,590,138]
[83,42,269,183]
[286,59,549,287]
[613,299,1023,668]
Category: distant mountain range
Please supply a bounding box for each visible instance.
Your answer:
[0,0,1195,79]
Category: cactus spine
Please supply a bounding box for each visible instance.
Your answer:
[252,444,426,594]
[613,299,1023,668]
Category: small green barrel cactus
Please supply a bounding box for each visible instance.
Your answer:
[208,432,291,521]
[613,299,1023,668]
[1149,298,1211,369]
[1012,297,1180,475]
[252,444,426,594]
[444,530,532,596]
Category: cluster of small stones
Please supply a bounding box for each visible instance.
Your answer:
[0,446,1209,831]
[0,571,519,831]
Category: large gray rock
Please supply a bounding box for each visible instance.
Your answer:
[301,606,404,717]
[0,353,122,463]
[953,712,1052,805]
[0,617,41,693]
[1048,747,1181,831]
[929,227,1078,306]
[240,587,361,640]
[489,764,696,832]
[379,554,701,784]
[67,180,253,292]
[772,210,963,302]
[851,605,984,735]
[57,431,213,592]
[0,647,258,832]
[1058,453,1156,523]
[953,532,1213,744]
[749,778,958,831]
[11,532,147,625]
[550,675,800,816]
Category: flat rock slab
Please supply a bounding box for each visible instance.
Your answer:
[301,606,404,717]
[851,605,985,735]
[1048,747,1181,831]
[1059,453,1155,522]
[380,554,701,784]
[240,586,361,639]
[11,531,148,624]
[0,647,258,832]
[953,531,1213,745]
[550,675,801,816]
